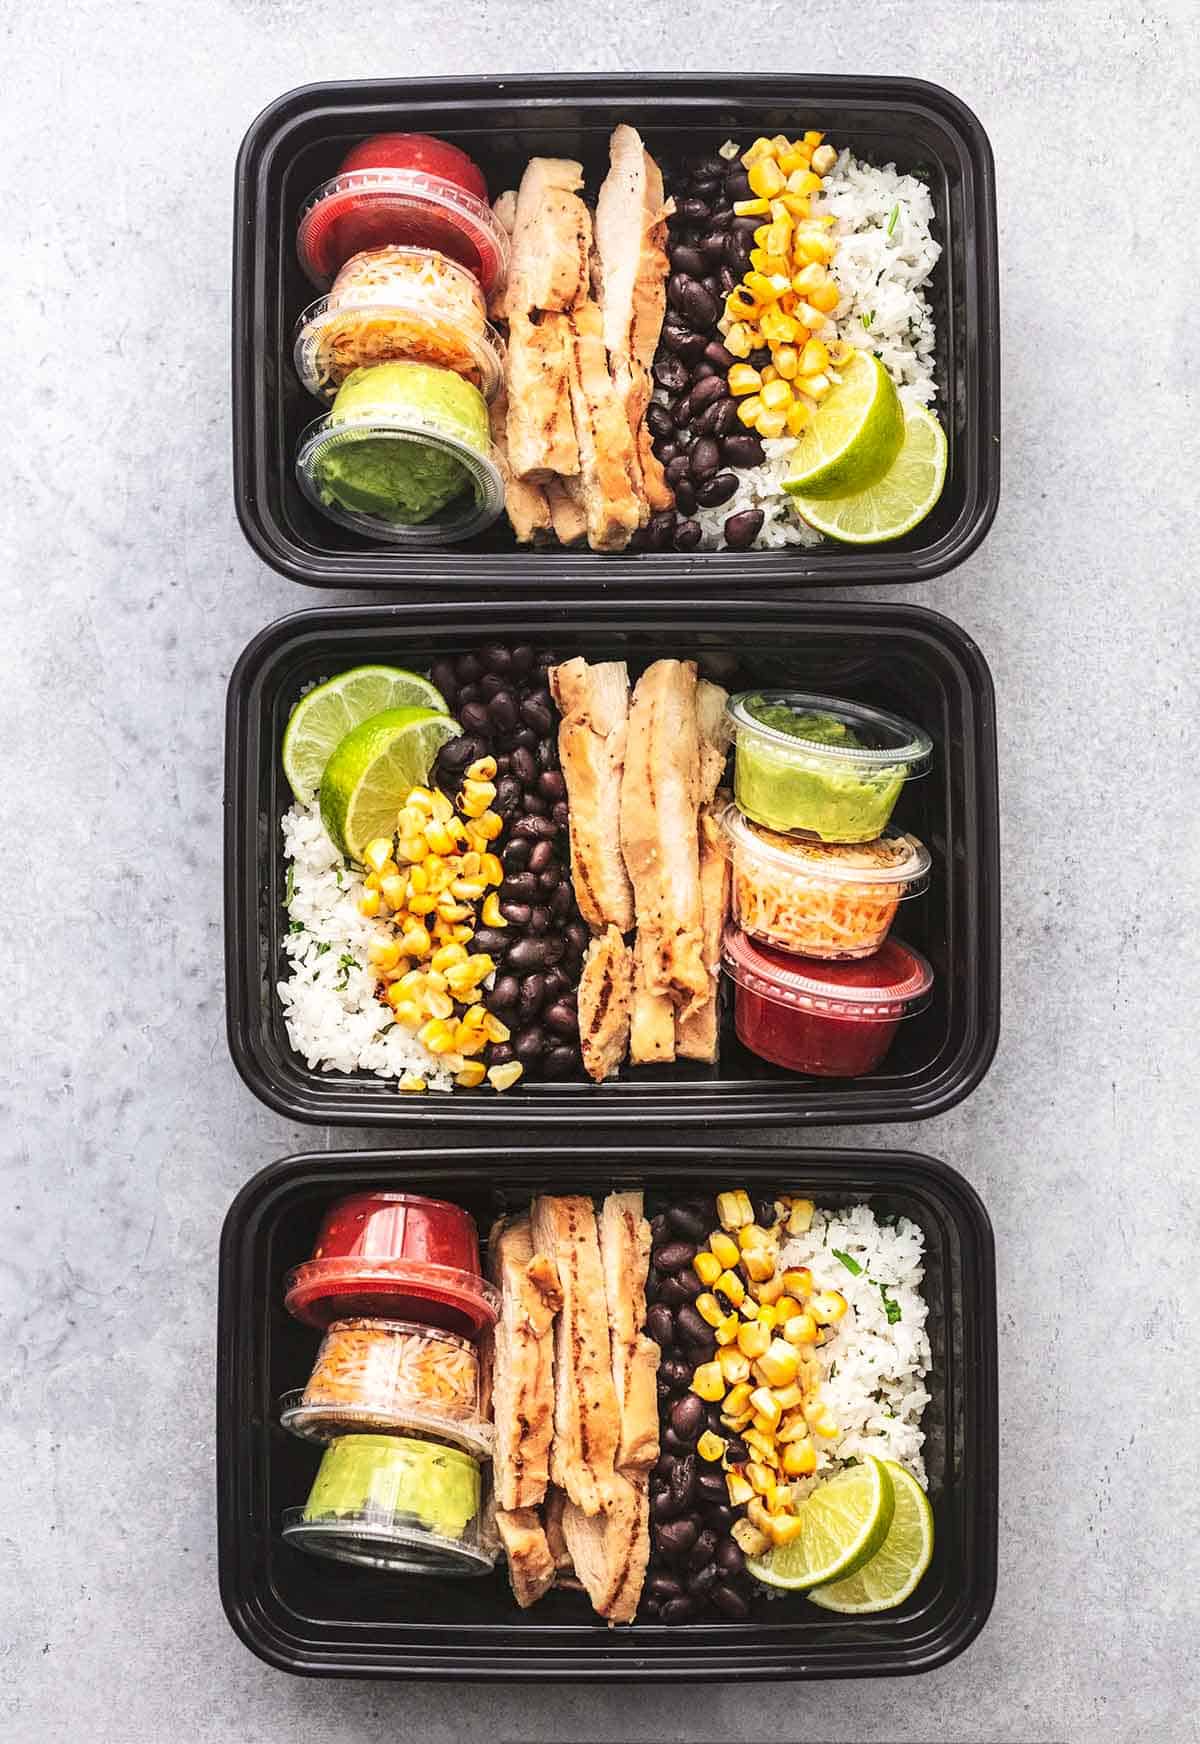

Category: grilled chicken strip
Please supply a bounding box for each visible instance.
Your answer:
[496,1507,558,1609]
[563,299,645,551]
[488,1215,563,1512]
[544,477,588,545]
[696,679,730,806]
[561,1469,649,1625]
[628,930,676,1067]
[599,1192,660,1469]
[550,657,635,933]
[620,660,709,1015]
[505,158,590,318]
[578,925,633,1083]
[530,1195,621,1517]
[543,1485,574,1576]
[675,802,732,1063]
[506,311,580,482]
[489,388,553,543]
[594,125,675,514]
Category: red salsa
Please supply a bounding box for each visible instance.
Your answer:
[722,928,933,1078]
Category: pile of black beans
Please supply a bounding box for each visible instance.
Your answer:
[429,644,585,1082]
[640,1196,753,1623]
[633,150,770,556]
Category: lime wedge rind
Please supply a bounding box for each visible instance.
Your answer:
[319,707,462,862]
[745,1455,896,1592]
[282,665,448,803]
[788,404,948,545]
[783,352,905,499]
[807,1461,934,1614]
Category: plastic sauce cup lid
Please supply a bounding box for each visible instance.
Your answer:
[722,926,934,1021]
[297,167,510,295]
[723,690,933,775]
[281,1511,495,1577]
[295,405,506,546]
[719,803,931,894]
[293,246,506,403]
[278,1389,494,1458]
[283,1257,501,1333]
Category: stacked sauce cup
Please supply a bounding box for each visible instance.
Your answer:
[293,133,508,545]
[281,1191,499,1577]
[719,691,935,1078]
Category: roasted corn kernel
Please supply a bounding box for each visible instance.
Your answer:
[709,1231,741,1268]
[697,1431,726,1463]
[691,1362,726,1403]
[693,1250,722,1286]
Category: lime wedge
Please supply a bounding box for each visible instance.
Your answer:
[745,1455,895,1592]
[808,1462,934,1613]
[319,708,462,862]
[783,351,904,498]
[787,404,948,544]
[282,666,448,804]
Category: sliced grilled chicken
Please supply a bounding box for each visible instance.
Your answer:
[530,1195,620,1517]
[560,1469,649,1625]
[506,311,580,482]
[550,657,635,933]
[563,300,645,551]
[599,1191,660,1469]
[488,388,553,543]
[620,660,709,1016]
[676,801,732,1062]
[496,1508,558,1609]
[696,679,730,806]
[629,930,676,1066]
[544,477,588,545]
[594,125,675,513]
[543,1485,575,1576]
[488,1215,563,1512]
[578,925,633,1082]
[505,158,591,317]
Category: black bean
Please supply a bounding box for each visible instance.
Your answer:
[543,1043,581,1079]
[500,901,532,927]
[704,1503,737,1534]
[675,1304,712,1348]
[670,519,700,552]
[653,1241,696,1273]
[689,375,727,413]
[662,1425,691,1457]
[486,973,520,1013]
[665,1204,709,1242]
[670,1394,705,1443]
[527,905,551,934]
[711,397,738,436]
[730,212,761,238]
[525,840,551,875]
[551,799,569,828]
[471,927,509,958]
[487,692,518,732]
[502,937,549,974]
[488,1041,515,1067]
[455,653,483,684]
[543,966,572,999]
[516,974,546,1024]
[710,1583,750,1620]
[662,321,706,364]
[677,276,719,330]
[436,734,478,776]
[538,772,566,809]
[549,882,572,919]
[701,274,722,300]
[564,919,589,956]
[673,479,697,516]
[477,673,505,701]
[654,353,690,394]
[691,361,720,383]
[662,1354,693,1391]
[429,658,458,703]
[721,432,766,468]
[494,775,522,816]
[654,1517,698,1559]
[723,1438,750,1467]
[647,1572,684,1602]
[671,244,706,279]
[725,169,752,202]
[651,1485,681,1522]
[698,231,727,265]
[509,645,535,676]
[703,339,737,372]
[650,1213,667,1243]
[669,1454,697,1512]
[508,745,536,787]
[704,1402,726,1434]
[646,401,675,440]
[748,346,772,370]
[696,1469,728,1505]
[660,1596,695,1625]
[646,1302,674,1347]
[514,1026,545,1064]
[687,1561,721,1599]
[718,264,736,293]
[672,394,693,430]
[656,1275,690,1307]
[665,455,692,490]
[536,735,558,772]
[458,701,490,734]
[676,1267,703,1300]
[534,650,561,671]
[689,436,721,481]
[544,1001,578,1040]
[679,197,711,223]
[754,1194,780,1227]
[513,815,558,842]
[512,725,538,750]
[521,792,548,817]
[646,510,677,551]
[715,1536,746,1576]
[695,154,728,180]
[695,471,738,508]
[655,439,680,467]
[501,872,538,902]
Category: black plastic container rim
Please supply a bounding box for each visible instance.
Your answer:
[232,71,1001,592]
[217,1142,999,1682]
[223,596,1001,1127]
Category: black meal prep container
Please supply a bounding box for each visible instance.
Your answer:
[217,1143,998,1681]
[224,600,1000,1127]
[233,73,1000,592]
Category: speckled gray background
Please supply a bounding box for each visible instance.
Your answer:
[4,1,1198,1739]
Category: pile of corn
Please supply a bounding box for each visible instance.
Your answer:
[356,756,523,1092]
[720,133,855,442]
[687,1189,848,1555]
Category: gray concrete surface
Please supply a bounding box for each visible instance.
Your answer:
[3,1,1198,1739]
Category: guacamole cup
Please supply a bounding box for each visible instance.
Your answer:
[724,691,932,843]
[282,1433,493,1577]
[295,359,504,545]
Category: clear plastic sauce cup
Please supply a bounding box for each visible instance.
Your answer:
[723,690,932,843]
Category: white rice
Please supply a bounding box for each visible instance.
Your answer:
[780,1203,932,1489]
[695,146,942,551]
[278,801,454,1091]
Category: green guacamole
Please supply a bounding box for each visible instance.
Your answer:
[303,1433,480,1541]
[734,697,907,843]
[316,361,489,525]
